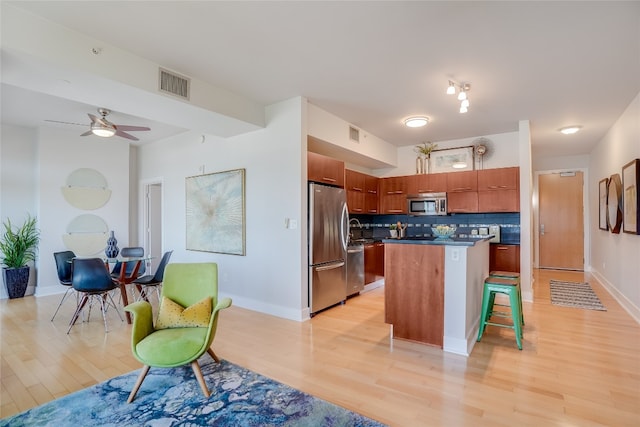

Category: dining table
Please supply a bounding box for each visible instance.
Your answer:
[106,255,153,324]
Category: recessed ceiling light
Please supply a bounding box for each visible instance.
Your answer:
[559,126,582,135]
[404,116,429,128]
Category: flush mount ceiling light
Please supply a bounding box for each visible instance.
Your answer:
[446,80,471,113]
[559,125,582,135]
[404,116,429,128]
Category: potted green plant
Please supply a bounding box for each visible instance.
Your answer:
[0,215,40,299]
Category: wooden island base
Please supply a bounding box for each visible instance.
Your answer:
[383,237,490,356]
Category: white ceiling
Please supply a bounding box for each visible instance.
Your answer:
[2,1,639,157]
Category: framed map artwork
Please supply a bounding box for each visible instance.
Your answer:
[186,168,246,255]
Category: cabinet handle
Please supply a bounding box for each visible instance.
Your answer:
[368,209,377,213]
[323,177,336,182]
[388,209,403,213]
[367,190,377,194]
[451,187,472,191]
[353,208,363,212]
[394,191,404,194]
[488,185,499,189]
[418,189,434,193]
[352,187,363,192]
[497,246,509,250]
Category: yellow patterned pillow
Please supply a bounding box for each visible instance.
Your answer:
[155,296,212,329]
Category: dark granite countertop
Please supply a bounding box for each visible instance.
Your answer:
[381,236,493,247]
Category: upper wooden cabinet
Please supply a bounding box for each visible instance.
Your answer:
[478,167,519,191]
[407,174,448,195]
[379,176,408,214]
[307,152,345,188]
[446,170,478,192]
[364,174,379,214]
[478,167,520,212]
[345,169,366,192]
[346,169,378,214]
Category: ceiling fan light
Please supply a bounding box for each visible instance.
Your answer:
[91,123,116,137]
[459,105,468,114]
[461,99,470,108]
[457,90,467,101]
[404,116,429,128]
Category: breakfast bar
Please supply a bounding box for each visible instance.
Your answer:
[382,235,490,356]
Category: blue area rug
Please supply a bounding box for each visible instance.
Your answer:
[1,358,385,426]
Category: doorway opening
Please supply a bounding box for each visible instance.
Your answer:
[142,181,163,273]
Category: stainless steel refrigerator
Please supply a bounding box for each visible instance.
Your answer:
[308,182,348,315]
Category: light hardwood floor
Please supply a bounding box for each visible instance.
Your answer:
[2,269,639,426]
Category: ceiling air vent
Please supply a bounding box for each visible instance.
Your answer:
[349,126,360,143]
[158,68,190,100]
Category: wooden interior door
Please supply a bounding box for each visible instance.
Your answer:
[539,172,584,270]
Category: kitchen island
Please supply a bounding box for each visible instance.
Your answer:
[382,236,490,356]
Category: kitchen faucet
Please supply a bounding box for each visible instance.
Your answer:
[348,218,362,242]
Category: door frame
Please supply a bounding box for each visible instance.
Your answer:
[533,168,590,271]
[139,177,164,273]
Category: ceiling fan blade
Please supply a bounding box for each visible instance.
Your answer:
[80,130,93,136]
[115,125,151,132]
[87,113,99,123]
[115,129,139,141]
[44,119,87,127]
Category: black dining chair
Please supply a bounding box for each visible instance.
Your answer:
[110,246,146,279]
[51,250,76,321]
[67,258,123,334]
[133,250,173,302]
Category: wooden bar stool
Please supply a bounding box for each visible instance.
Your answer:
[489,271,524,326]
[477,276,523,350]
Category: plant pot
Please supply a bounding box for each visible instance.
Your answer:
[3,266,30,299]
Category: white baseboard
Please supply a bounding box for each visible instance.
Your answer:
[591,270,640,325]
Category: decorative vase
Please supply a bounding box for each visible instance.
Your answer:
[105,230,119,258]
[415,156,423,174]
[423,156,430,174]
[3,266,30,299]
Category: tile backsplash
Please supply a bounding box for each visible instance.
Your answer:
[350,212,520,244]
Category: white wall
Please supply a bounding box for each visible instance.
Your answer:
[0,125,131,298]
[589,92,640,322]
[138,97,307,320]
[37,127,131,296]
[386,131,520,177]
[0,124,38,298]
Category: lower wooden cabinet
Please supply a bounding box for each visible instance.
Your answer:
[364,242,384,284]
[489,244,520,272]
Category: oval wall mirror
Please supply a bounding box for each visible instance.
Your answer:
[607,173,623,233]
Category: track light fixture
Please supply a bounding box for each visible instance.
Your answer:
[446,81,456,95]
[446,80,472,113]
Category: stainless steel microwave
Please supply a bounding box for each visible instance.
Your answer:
[407,192,447,216]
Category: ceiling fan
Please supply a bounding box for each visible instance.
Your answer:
[45,108,151,141]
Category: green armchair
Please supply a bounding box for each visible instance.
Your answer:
[124,262,232,403]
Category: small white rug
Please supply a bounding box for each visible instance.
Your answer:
[549,280,606,311]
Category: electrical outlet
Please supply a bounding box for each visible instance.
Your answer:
[451,249,459,261]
